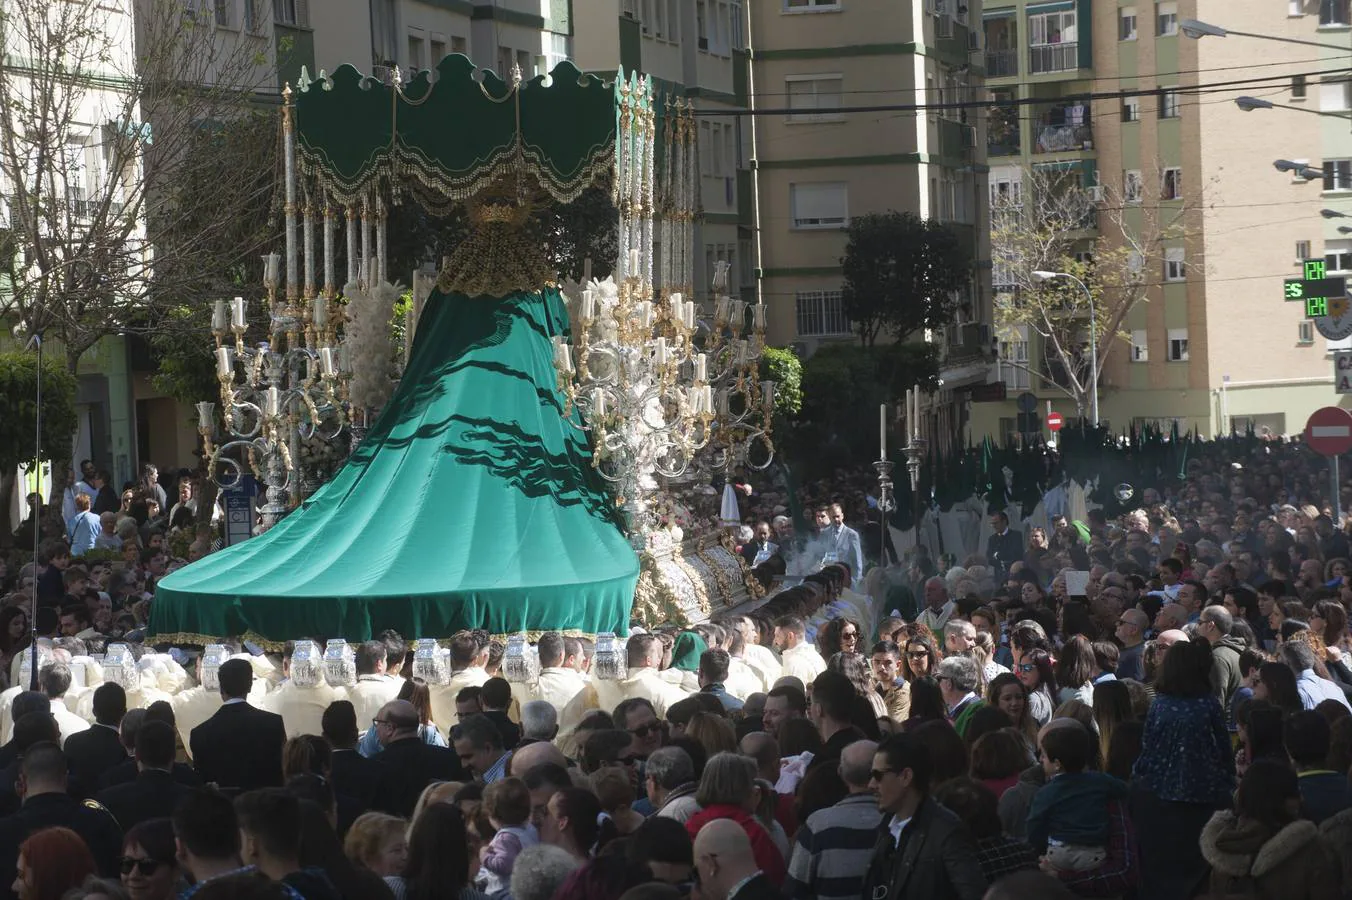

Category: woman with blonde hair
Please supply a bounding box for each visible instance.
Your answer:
[343,812,410,878]
[409,781,462,828]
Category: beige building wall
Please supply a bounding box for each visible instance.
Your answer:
[750,0,988,353]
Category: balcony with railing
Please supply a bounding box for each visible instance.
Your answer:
[1032,100,1093,155]
[987,102,1020,158]
[1029,41,1078,75]
[984,14,1018,79]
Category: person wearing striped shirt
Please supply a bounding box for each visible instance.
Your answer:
[784,739,881,900]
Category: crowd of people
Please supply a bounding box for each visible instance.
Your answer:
[4,439,1352,899]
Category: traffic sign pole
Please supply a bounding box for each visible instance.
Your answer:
[1305,406,1352,522]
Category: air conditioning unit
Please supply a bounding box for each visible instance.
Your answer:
[968,30,981,51]
[1087,185,1105,202]
[698,37,709,50]
[961,124,977,148]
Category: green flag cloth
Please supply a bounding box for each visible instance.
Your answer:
[150,286,639,647]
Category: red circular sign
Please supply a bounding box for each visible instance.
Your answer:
[1305,406,1352,456]
[1046,412,1064,432]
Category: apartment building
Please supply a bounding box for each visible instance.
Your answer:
[571,0,753,304]
[746,0,992,435]
[302,1,570,83]
[977,0,1346,440]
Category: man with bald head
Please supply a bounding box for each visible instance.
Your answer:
[785,740,880,900]
[509,739,568,777]
[1114,609,1149,681]
[917,577,954,634]
[1156,629,1190,653]
[369,699,463,818]
[1153,603,1188,635]
[694,819,778,900]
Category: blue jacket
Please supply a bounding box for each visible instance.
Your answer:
[700,683,744,712]
[1026,771,1127,852]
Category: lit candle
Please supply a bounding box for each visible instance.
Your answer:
[212,300,228,332]
[319,347,336,377]
[628,248,641,275]
[684,303,696,330]
[216,347,234,377]
[654,336,668,365]
[592,388,606,417]
[196,401,214,430]
[669,296,682,325]
[694,353,707,383]
[313,296,328,329]
[231,297,247,329]
[265,386,281,417]
[880,403,887,459]
[581,290,596,320]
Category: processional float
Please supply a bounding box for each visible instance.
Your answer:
[150,57,770,646]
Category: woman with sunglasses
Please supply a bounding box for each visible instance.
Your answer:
[120,818,182,900]
[816,616,862,660]
[898,632,940,684]
[1013,650,1057,727]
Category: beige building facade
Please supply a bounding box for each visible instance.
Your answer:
[746,0,992,401]
[975,0,1349,441]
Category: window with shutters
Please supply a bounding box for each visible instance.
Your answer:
[1119,7,1137,40]
[1325,159,1352,191]
[1299,321,1315,344]
[1131,330,1148,362]
[1164,246,1186,282]
[786,75,843,122]
[1156,1,1177,35]
[1167,328,1189,362]
[1322,79,1352,111]
[1321,0,1350,26]
[408,31,425,70]
[999,326,1031,389]
[214,0,234,28]
[1293,75,1308,100]
[790,182,848,229]
[795,291,850,336]
[1162,167,1182,200]
[430,37,446,64]
[1122,97,1140,122]
[1124,170,1143,203]
[370,0,397,64]
[274,0,308,26]
[1326,241,1352,272]
[1297,240,1312,261]
[1158,88,1180,118]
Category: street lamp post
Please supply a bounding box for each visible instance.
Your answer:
[1181,18,1352,52]
[1032,270,1099,427]
[1242,97,1352,121]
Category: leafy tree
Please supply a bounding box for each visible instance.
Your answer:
[0,352,79,542]
[840,211,973,347]
[758,346,803,423]
[785,342,939,479]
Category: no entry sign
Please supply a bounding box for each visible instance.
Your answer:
[1305,406,1352,457]
[1046,411,1064,432]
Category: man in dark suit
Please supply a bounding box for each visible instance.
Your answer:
[98,708,201,790]
[321,700,379,832]
[95,720,193,832]
[0,742,122,897]
[692,819,780,900]
[370,700,463,818]
[189,658,286,794]
[64,683,128,798]
[0,692,53,770]
[986,511,1024,582]
[740,521,779,568]
[860,733,988,900]
[0,712,62,817]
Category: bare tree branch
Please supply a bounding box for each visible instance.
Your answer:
[0,0,277,370]
[991,160,1207,417]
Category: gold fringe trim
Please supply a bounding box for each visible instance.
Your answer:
[148,627,617,650]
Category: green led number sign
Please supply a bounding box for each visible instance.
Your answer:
[1284,259,1346,319]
